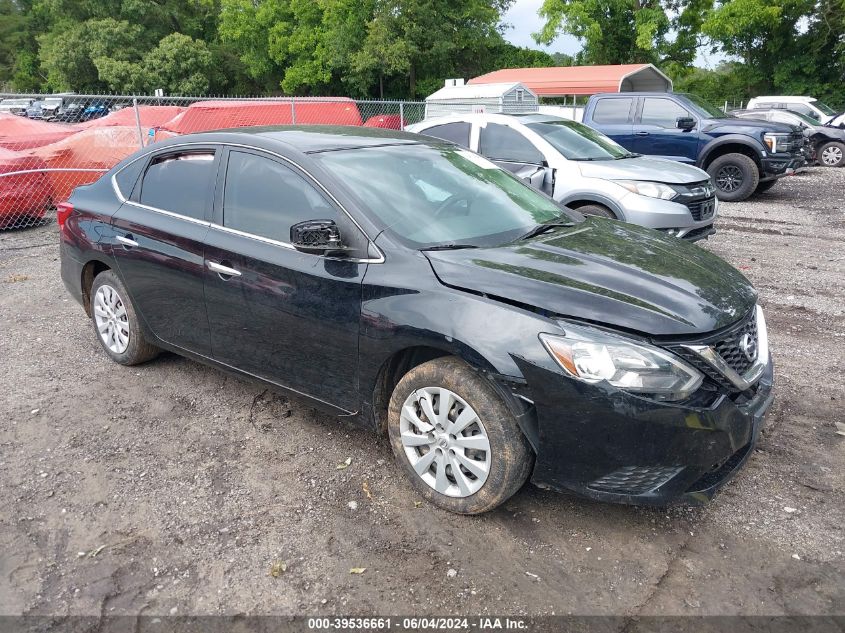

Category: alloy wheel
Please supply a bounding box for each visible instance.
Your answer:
[821,145,843,166]
[94,284,130,354]
[399,387,491,498]
[715,165,744,192]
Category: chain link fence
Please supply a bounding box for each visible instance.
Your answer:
[0,93,438,232]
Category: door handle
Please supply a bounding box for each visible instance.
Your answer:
[634,131,650,136]
[207,261,242,278]
[116,234,138,248]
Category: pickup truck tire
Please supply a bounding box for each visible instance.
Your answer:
[819,141,845,167]
[575,204,616,219]
[755,180,778,194]
[707,153,759,202]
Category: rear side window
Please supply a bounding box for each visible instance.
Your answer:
[114,158,146,199]
[223,151,336,243]
[641,98,691,128]
[478,123,544,164]
[139,151,216,220]
[420,122,471,148]
[593,98,633,124]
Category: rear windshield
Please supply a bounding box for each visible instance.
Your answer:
[314,144,572,248]
[526,119,633,160]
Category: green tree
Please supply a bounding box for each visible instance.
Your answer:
[535,0,710,69]
[143,33,213,94]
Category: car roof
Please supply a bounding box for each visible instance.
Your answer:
[750,96,816,103]
[412,112,567,126]
[155,125,432,154]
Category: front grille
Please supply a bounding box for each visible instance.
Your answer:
[686,196,716,221]
[667,308,759,393]
[714,313,758,375]
[588,465,684,495]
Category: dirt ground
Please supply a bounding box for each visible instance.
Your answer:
[1,167,843,621]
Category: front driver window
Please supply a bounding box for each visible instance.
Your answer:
[641,99,692,128]
[223,151,336,243]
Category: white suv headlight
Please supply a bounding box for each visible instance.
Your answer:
[615,180,678,200]
[540,325,703,402]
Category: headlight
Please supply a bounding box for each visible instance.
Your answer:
[763,133,790,153]
[540,325,703,402]
[614,180,678,200]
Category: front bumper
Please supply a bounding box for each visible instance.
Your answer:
[617,191,717,239]
[761,153,805,180]
[514,356,774,506]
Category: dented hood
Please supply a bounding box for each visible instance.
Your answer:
[423,218,757,337]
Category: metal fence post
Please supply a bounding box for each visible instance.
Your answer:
[132,98,144,149]
[400,102,404,129]
[291,97,296,124]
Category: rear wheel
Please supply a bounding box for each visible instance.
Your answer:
[819,141,845,167]
[575,203,616,219]
[387,357,533,514]
[90,270,159,365]
[707,153,759,202]
[754,179,778,194]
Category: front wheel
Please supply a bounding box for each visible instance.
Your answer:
[707,153,759,202]
[575,203,616,219]
[387,357,534,514]
[819,141,845,167]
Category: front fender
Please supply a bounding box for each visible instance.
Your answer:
[698,134,765,168]
[557,191,627,221]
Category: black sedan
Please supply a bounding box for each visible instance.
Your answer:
[58,127,774,514]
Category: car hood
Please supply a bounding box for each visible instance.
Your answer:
[575,156,709,184]
[423,218,757,337]
[702,117,796,134]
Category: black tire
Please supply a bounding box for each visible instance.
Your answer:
[387,357,533,514]
[755,179,778,194]
[818,141,845,167]
[90,270,159,365]
[576,203,616,219]
[707,153,759,202]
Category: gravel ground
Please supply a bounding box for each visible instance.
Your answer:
[0,167,843,620]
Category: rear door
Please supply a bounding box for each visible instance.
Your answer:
[203,148,368,412]
[110,147,219,356]
[632,96,699,163]
[588,96,635,149]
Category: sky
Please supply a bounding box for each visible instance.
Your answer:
[500,0,724,68]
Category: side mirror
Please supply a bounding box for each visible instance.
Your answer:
[290,220,348,255]
[676,117,696,131]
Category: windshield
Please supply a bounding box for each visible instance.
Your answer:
[526,119,633,160]
[43,98,62,106]
[784,110,820,126]
[679,93,727,118]
[811,100,836,116]
[314,144,573,248]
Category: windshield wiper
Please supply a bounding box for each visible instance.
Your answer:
[420,243,479,251]
[520,220,575,241]
[614,152,641,159]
